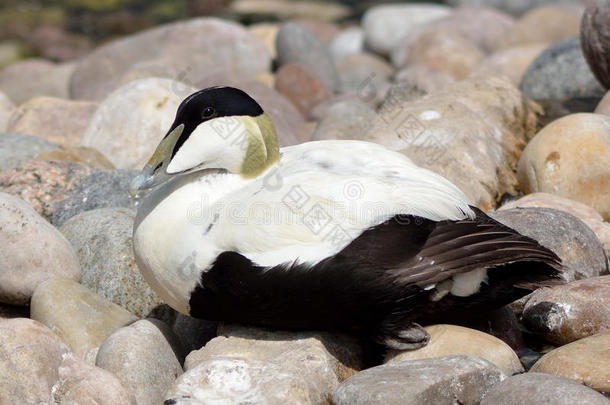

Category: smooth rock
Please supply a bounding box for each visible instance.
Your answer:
[7,96,98,148]
[329,27,365,63]
[489,208,609,281]
[499,193,610,253]
[52,169,137,227]
[70,18,271,101]
[337,53,394,98]
[0,132,59,173]
[197,74,302,145]
[520,37,605,101]
[385,324,523,375]
[400,26,485,80]
[276,22,340,91]
[393,65,456,102]
[0,90,14,132]
[248,22,279,58]
[166,310,218,354]
[0,317,71,403]
[445,0,580,17]
[80,78,196,170]
[52,351,136,405]
[517,113,610,220]
[362,4,451,56]
[30,278,137,362]
[28,24,92,62]
[0,59,74,104]
[312,100,376,141]
[581,0,610,89]
[0,160,94,221]
[0,193,80,305]
[502,7,580,48]
[473,43,548,85]
[333,355,506,405]
[522,276,610,345]
[36,146,115,169]
[365,75,540,211]
[275,63,333,118]
[230,0,350,21]
[293,18,340,44]
[596,91,610,115]
[60,208,162,318]
[96,319,184,405]
[480,372,610,405]
[531,329,610,393]
[167,325,363,405]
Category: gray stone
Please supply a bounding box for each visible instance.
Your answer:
[0,193,80,305]
[70,18,271,101]
[0,59,74,104]
[522,276,610,345]
[446,0,581,16]
[60,208,163,318]
[52,169,138,227]
[520,37,605,101]
[0,90,14,132]
[329,27,365,63]
[276,22,340,91]
[167,325,363,405]
[337,53,393,100]
[166,310,218,354]
[332,355,506,405]
[489,208,609,281]
[480,372,610,405]
[96,319,184,405]
[312,100,377,141]
[79,78,197,170]
[31,278,138,363]
[581,0,610,89]
[362,4,452,56]
[0,133,59,173]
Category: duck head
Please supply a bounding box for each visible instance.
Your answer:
[130,86,280,195]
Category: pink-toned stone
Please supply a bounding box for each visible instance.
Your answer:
[0,160,95,221]
[0,58,74,104]
[36,146,115,170]
[275,63,333,118]
[292,18,340,44]
[473,43,548,85]
[501,6,580,48]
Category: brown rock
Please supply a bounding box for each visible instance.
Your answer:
[473,43,548,86]
[275,63,333,118]
[7,97,98,148]
[28,25,92,62]
[499,193,610,253]
[402,27,485,80]
[502,7,580,48]
[596,90,610,115]
[531,329,610,393]
[0,193,81,305]
[517,113,610,220]
[365,75,540,211]
[581,0,610,89]
[523,276,610,345]
[449,5,516,53]
[393,64,456,102]
[0,58,74,104]
[36,146,115,169]
[0,160,95,220]
[385,324,523,375]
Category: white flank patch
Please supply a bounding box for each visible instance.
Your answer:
[451,268,488,297]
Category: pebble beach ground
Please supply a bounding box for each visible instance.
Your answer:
[0,0,609,404]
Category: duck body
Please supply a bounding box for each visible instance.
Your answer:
[131,87,562,349]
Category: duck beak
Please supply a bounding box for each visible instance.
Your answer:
[129,124,184,197]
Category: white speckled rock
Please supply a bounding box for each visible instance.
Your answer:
[531,329,610,393]
[7,96,98,148]
[362,4,451,56]
[333,355,506,405]
[30,278,137,363]
[499,193,610,253]
[365,75,540,211]
[0,90,15,132]
[60,207,162,318]
[385,324,523,375]
[70,18,271,101]
[166,325,363,405]
[79,78,196,169]
[517,113,610,220]
[0,192,80,305]
[96,319,183,405]
[480,372,610,405]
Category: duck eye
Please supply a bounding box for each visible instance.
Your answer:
[202,107,215,118]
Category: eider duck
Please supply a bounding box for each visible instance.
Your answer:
[130,86,562,349]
